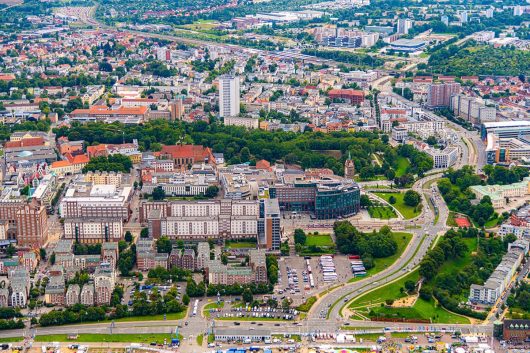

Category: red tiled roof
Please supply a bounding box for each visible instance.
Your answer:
[4,137,45,148]
[160,145,213,162]
[256,159,271,170]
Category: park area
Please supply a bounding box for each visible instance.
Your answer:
[374,192,421,219]
[368,205,397,219]
[349,232,411,283]
[348,270,470,324]
[305,234,334,247]
[296,231,336,255]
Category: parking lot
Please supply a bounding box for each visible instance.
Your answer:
[207,303,298,321]
[275,255,354,305]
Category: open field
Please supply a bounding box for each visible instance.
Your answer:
[305,234,334,247]
[179,20,221,31]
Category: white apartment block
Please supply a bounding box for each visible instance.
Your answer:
[451,94,497,126]
[427,146,459,169]
[469,240,529,305]
[219,75,241,118]
[143,199,280,248]
[63,218,123,243]
[60,183,132,220]
[223,116,259,129]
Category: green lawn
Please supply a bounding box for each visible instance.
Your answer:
[348,232,412,283]
[484,217,500,228]
[197,333,204,346]
[374,192,421,219]
[226,241,257,249]
[368,206,397,219]
[395,156,410,177]
[203,302,224,318]
[350,270,420,308]
[350,269,470,324]
[34,334,178,344]
[114,311,186,322]
[1,337,22,343]
[305,234,334,247]
[370,297,470,324]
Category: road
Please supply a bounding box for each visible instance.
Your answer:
[70,6,343,67]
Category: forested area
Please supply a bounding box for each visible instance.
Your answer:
[507,282,530,319]
[428,42,530,76]
[483,165,529,185]
[53,120,433,179]
[419,228,507,320]
[437,166,495,227]
[334,222,398,269]
[82,154,133,173]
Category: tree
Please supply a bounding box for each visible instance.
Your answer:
[124,231,133,243]
[39,248,46,261]
[360,195,372,208]
[404,280,416,293]
[293,229,306,245]
[50,253,56,265]
[182,294,190,306]
[282,298,291,310]
[152,186,166,201]
[118,240,128,253]
[388,195,397,204]
[419,285,432,301]
[403,190,421,207]
[156,236,172,253]
[242,288,253,303]
[240,147,251,162]
[140,228,149,238]
[6,244,15,257]
[98,61,113,72]
[205,185,219,198]
[426,136,437,146]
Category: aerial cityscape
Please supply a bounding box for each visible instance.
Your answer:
[0,0,528,352]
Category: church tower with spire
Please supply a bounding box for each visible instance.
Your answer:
[344,152,355,179]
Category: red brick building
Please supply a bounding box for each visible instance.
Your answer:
[159,145,215,169]
[327,89,364,105]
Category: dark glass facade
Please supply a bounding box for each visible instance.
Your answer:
[270,182,360,219]
[315,185,360,219]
